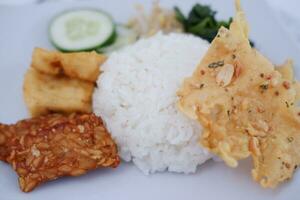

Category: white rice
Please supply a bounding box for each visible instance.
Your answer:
[93,33,211,174]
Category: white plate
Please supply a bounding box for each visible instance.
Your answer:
[0,0,299,200]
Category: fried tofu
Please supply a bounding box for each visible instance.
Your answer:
[177,0,300,188]
[31,48,106,82]
[0,113,120,192]
[24,48,107,116]
[31,48,62,75]
[23,68,94,117]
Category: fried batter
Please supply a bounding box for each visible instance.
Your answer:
[0,113,120,192]
[31,48,106,82]
[276,59,294,81]
[23,68,94,117]
[24,48,106,116]
[177,0,300,188]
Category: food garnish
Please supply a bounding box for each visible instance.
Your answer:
[49,2,244,53]
[127,1,183,37]
[174,4,232,43]
[177,0,300,188]
[96,25,138,54]
[174,3,254,46]
[0,113,120,192]
[49,9,116,52]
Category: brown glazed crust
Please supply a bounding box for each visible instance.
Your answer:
[0,113,120,192]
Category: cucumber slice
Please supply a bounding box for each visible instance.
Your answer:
[96,25,138,54]
[99,29,117,47]
[49,9,115,52]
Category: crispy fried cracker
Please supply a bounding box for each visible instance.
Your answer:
[177,0,300,188]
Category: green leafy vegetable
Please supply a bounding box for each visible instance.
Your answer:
[174,7,186,26]
[174,4,254,46]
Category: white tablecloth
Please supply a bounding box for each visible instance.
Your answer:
[1,0,300,47]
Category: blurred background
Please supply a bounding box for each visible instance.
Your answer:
[0,0,299,47]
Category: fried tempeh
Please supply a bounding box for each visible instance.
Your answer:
[23,68,94,117]
[31,48,106,82]
[0,113,120,192]
[177,0,300,188]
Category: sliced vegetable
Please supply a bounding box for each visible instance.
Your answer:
[49,9,115,52]
[96,25,138,54]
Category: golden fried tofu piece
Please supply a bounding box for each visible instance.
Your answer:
[177,0,300,188]
[31,48,106,82]
[24,47,106,116]
[31,48,62,75]
[0,113,120,192]
[23,68,94,117]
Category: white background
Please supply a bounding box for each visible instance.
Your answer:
[0,0,299,200]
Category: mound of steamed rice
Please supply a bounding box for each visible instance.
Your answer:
[93,33,211,174]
